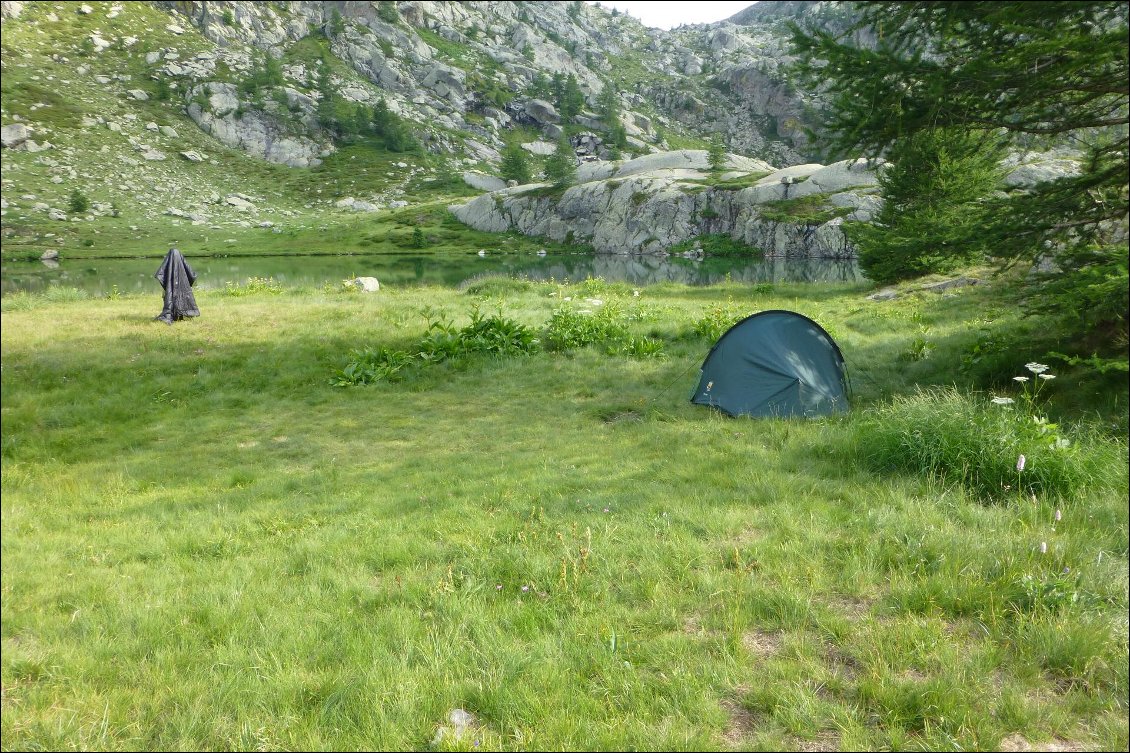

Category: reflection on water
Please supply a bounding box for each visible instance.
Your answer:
[1,252,862,296]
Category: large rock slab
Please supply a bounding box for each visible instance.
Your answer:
[450,151,880,257]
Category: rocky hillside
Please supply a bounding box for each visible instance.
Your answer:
[0,1,1076,262]
[152,0,841,167]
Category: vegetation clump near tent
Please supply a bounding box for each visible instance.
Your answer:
[692,310,848,418]
[788,1,1129,364]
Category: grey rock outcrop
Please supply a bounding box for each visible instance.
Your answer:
[451,150,880,257]
[463,171,507,192]
[1,122,31,148]
[523,99,560,125]
[186,83,330,167]
[335,197,380,212]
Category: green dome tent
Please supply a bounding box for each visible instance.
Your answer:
[691,310,848,418]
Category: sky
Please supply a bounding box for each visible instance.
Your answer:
[585,1,757,29]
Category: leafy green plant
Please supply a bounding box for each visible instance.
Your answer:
[332,346,415,385]
[692,301,744,341]
[334,306,538,385]
[611,336,665,358]
[543,303,629,351]
[224,276,284,296]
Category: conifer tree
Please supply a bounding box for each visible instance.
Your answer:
[851,129,1006,283]
[597,84,628,148]
[789,1,1128,333]
[544,136,577,187]
[707,135,727,175]
[500,140,532,185]
[557,74,585,120]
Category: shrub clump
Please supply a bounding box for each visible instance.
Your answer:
[333,307,539,386]
[855,365,1126,501]
[692,301,745,342]
[543,302,629,351]
[224,276,284,296]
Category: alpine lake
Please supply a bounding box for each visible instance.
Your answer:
[1,251,862,296]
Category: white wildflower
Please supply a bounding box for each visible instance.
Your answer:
[1013,376,1030,382]
[1054,437,1071,449]
[1039,541,1047,554]
[1038,373,1056,380]
[1025,362,1050,374]
[991,396,1015,405]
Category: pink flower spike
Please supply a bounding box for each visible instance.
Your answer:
[1016,454,1026,472]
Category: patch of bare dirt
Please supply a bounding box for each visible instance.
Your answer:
[829,595,873,622]
[822,643,864,681]
[998,733,1090,752]
[742,629,784,657]
[720,697,759,747]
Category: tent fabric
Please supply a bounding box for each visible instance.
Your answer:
[692,310,848,418]
[154,248,200,324]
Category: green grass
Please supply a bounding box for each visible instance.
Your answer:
[759,195,856,225]
[2,277,1127,751]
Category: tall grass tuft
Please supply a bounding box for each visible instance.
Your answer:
[1,287,90,311]
[855,386,1126,501]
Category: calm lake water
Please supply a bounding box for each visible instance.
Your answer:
[1,252,863,296]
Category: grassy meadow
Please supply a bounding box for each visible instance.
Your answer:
[1,274,1127,751]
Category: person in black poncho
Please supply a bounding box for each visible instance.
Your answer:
[154,247,200,324]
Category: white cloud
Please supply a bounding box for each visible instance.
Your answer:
[586,1,757,30]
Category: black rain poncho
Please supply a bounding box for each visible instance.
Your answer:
[154,248,200,324]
